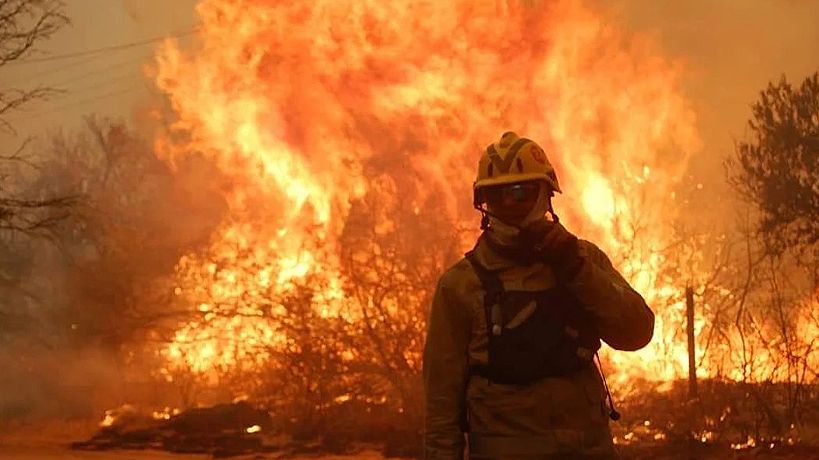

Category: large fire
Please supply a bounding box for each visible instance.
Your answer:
[146,0,798,395]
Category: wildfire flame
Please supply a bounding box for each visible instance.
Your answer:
[147,0,748,388]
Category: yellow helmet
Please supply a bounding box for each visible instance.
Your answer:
[473,131,561,206]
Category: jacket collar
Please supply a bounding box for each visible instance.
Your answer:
[471,232,526,271]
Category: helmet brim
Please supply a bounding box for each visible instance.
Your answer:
[474,173,562,193]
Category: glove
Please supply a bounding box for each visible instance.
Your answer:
[519,220,585,280]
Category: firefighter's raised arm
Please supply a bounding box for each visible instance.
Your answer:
[569,240,655,351]
[518,219,655,351]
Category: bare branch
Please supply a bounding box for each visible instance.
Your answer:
[0,0,68,66]
[0,193,79,238]
[0,1,69,132]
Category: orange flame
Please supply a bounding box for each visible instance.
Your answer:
[151,0,708,383]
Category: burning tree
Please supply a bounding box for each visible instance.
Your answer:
[612,74,819,451]
[716,72,819,441]
[336,173,462,441]
[42,118,227,348]
[145,0,707,448]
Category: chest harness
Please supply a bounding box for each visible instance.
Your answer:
[464,250,621,420]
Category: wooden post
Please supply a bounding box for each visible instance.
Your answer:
[686,286,698,398]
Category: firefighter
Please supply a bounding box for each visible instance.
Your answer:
[423,132,655,460]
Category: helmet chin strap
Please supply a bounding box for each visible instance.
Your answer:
[546,195,560,224]
[475,204,519,231]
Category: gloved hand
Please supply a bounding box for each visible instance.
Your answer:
[518,219,585,280]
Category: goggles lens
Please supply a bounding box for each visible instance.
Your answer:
[483,182,541,205]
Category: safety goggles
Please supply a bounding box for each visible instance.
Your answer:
[480,181,541,206]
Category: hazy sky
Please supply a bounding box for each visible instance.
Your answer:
[0,0,197,138]
[595,0,819,192]
[1,0,817,195]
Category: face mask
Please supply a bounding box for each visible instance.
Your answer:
[488,185,551,247]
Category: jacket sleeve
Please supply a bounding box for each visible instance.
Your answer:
[566,240,655,351]
[423,273,472,460]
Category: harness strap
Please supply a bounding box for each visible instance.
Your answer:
[464,250,504,299]
[464,249,505,337]
[464,250,506,380]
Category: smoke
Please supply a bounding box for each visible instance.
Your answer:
[121,0,197,24]
[0,119,228,421]
[0,348,121,420]
[592,0,819,218]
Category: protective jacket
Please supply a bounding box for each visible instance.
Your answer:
[423,233,654,460]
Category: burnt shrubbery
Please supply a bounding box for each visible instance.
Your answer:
[612,379,819,459]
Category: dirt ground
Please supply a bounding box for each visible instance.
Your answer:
[0,446,392,460]
[0,420,210,459]
[2,420,819,460]
[4,444,819,460]
[0,446,208,460]
[0,420,390,460]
